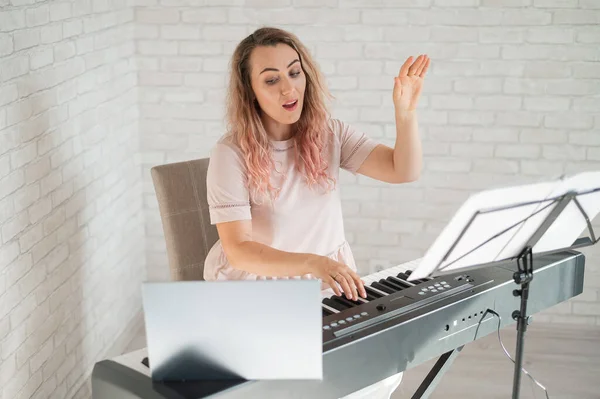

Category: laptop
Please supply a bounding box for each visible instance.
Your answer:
[141,279,323,382]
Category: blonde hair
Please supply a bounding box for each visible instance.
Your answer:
[226,26,335,201]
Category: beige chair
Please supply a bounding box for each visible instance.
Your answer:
[150,158,219,281]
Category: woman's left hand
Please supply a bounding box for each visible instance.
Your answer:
[393,54,430,112]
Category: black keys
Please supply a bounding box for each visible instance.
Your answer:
[371,282,395,294]
[365,286,385,298]
[323,298,347,312]
[396,272,412,281]
[388,276,412,289]
[332,296,359,309]
[379,278,404,292]
[322,294,366,316]
[365,293,378,301]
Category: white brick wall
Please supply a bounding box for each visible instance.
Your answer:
[0,1,144,399]
[3,2,599,397]
[137,0,600,327]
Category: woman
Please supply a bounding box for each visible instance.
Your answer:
[204,27,429,398]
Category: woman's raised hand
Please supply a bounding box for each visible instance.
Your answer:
[307,256,367,301]
[393,54,430,112]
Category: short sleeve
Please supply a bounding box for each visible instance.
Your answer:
[206,142,251,224]
[333,119,379,174]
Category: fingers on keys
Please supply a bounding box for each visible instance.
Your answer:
[340,271,366,301]
[327,276,342,297]
[337,273,356,301]
[351,271,367,299]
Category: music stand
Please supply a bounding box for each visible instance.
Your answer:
[407,171,600,399]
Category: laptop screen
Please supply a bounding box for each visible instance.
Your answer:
[142,279,323,381]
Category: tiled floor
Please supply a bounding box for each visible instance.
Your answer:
[125,323,600,399]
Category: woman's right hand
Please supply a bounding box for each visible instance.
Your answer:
[307,255,367,301]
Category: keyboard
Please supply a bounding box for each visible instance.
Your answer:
[319,257,491,348]
[321,258,424,303]
[91,250,585,399]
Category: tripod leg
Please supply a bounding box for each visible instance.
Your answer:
[411,346,464,399]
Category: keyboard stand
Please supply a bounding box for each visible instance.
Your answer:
[411,346,463,399]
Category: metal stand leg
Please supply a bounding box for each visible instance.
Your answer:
[512,247,534,399]
[411,346,464,399]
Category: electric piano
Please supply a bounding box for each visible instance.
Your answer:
[91,250,585,399]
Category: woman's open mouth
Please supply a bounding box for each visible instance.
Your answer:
[282,99,298,111]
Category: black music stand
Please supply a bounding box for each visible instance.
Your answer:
[407,171,600,399]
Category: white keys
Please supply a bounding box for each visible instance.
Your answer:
[322,303,340,314]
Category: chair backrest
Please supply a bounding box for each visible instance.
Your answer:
[150,158,219,281]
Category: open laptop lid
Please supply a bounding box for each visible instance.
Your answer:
[142,279,323,381]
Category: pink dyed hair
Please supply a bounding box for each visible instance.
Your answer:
[225,27,335,201]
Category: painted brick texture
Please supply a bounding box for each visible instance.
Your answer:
[0,1,144,398]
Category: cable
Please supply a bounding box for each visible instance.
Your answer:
[483,309,550,399]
